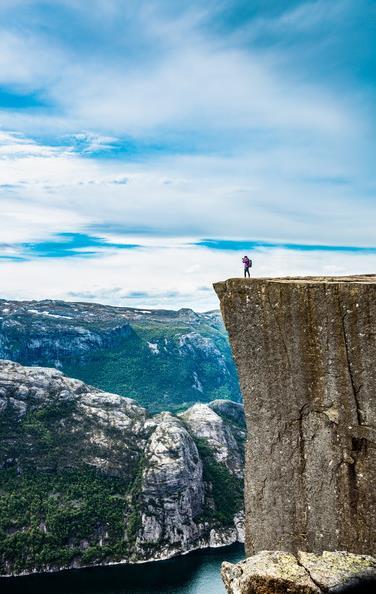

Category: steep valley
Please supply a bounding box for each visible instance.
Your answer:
[0,360,245,577]
[0,300,240,413]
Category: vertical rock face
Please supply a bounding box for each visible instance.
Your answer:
[214,276,376,556]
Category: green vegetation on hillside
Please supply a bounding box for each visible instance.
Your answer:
[64,322,239,413]
[0,355,244,575]
[0,301,241,412]
[194,438,244,526]
[0,469,131,574]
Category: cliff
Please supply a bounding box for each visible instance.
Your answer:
[0,300,240,412]
[0,360,244,576]
[214,276,376,557]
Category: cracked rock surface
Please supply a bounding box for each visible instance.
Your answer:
[214,276,376,556]
[221,550,376,594]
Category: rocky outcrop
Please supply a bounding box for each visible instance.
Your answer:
[0,360,244,576]
[221,550,376,594]
[0,300,240,411]
[179,402,244,477]
[214,276,376,556]
[135,412,206,558]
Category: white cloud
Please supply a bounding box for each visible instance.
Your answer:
[0,198,87,244]
[1,243,376,311]
[275,0,351,32]
[0,1,360,140]
[0,131,64,157]
[0,1,374,309]
[55,44,350,139]
[67,132,118,153]
[0,130,375,247]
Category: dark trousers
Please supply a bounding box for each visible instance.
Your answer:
[244,267,250,278]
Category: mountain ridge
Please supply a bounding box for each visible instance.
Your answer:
[0,360,244,576]
[0,299,241,413]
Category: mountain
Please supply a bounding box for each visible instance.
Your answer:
[0,361,245,576]
[0,300,240,413]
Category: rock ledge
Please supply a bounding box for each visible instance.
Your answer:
[214,276,376,555]
[221,550,376,594]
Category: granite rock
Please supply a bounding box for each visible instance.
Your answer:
[221,550,376,594]
[214,276,376,556]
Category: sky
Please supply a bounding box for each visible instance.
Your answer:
[0,0,375,310]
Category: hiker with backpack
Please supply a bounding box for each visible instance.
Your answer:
[242,255,252,278]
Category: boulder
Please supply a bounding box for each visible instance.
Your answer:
[221,550,376,594]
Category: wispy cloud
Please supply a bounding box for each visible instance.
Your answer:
[0,1,375,307]
[196,239,376,253]
[17,232,140,259]
[67,132,119,154]
[1,240,376,310]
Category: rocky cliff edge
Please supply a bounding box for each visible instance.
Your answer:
[214,276,376,557]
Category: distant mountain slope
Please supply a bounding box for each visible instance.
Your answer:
[0,361,244,576]
[0,299,240,412]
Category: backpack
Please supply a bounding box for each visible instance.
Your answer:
[249,259,252,268]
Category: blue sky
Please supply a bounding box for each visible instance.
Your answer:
[0,0,375,309]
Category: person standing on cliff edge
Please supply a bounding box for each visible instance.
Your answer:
[242,255,252,278]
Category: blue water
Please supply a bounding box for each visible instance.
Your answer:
[0,544,244,594]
